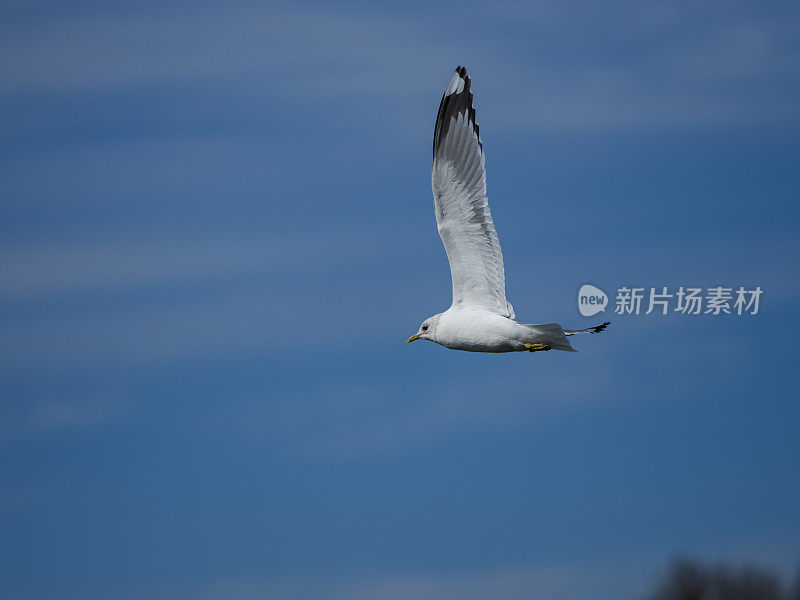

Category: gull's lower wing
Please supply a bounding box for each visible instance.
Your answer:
[432,66,514,318]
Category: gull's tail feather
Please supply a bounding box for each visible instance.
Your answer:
[522,322,578,353]
[564,321,611,336]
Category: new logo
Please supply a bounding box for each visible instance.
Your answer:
[578,284,608,317]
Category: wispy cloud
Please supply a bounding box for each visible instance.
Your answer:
[235,358,622,459]
[0,5,443,94]
[0,394,127,441]
[0,227,426,370]
[2,1,798,131]
[0,230,794,372]
[0,228,396,300]
[76,558,648,600]
[20,536,800,600]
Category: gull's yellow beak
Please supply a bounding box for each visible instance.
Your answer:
[407,333,421,343]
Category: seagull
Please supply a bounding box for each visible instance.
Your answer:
[407,66,609,354]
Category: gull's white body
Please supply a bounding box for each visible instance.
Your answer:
[433,307,569,353]
[408,67,608,354]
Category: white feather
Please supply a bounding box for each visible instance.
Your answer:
[432,77,514,319]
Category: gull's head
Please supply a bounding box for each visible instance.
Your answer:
[407,314,441,344]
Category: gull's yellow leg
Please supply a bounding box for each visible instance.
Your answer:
[524,343,551,353]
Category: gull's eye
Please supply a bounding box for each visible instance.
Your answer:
[422,324,428,331]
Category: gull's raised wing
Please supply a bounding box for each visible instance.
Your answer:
[431,66,514,318]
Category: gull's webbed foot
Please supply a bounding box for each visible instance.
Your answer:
[524,342,551,353]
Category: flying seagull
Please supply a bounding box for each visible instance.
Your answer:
[407,66,609,354]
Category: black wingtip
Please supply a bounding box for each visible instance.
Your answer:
[593,321,611,333]
[433,66,482,158]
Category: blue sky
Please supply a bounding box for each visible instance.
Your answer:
[1,1,799,598]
